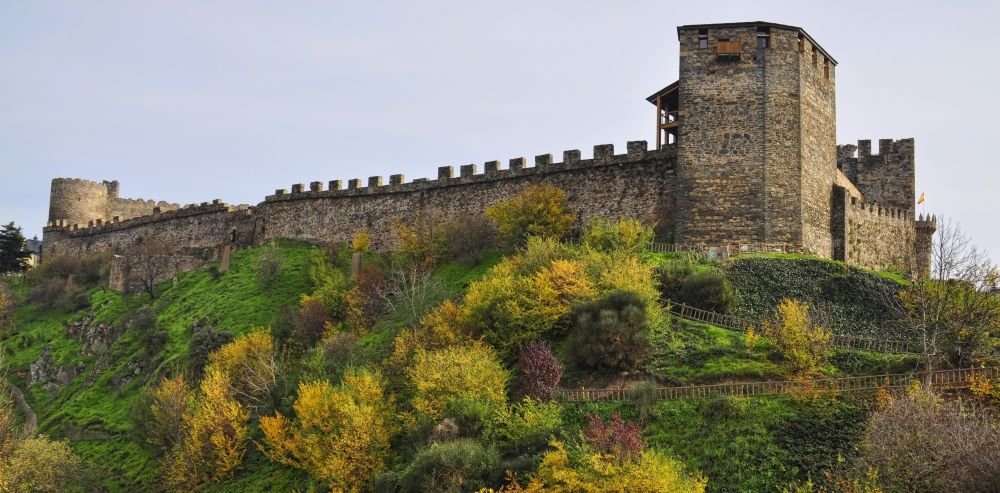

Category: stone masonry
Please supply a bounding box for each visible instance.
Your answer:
[40,21,935,284]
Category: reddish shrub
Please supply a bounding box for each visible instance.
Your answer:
[516,341,563,401]
[582,411,645,463]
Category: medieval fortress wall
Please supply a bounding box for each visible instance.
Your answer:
[40,21,937,281]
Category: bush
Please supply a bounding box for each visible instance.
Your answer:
[393,439,502,493]
[25,252,110,310]
[260,370,393,492]
[0,283,15,337]
[516,341,564,401]
[187,325,234,381]
[583,411,645,463]
[257,240,282,288]
[393,213,450,266]
[298,330,359,382]
[146,376,191,454]
[0,436,85,492]
[389,300,473,373]
[206,329,280,412]
[407,343,509,421]
[487,398,563,457]
[445,214,497,264]
[567,291,651,372]
[345,270,386,333]
[306,249,350,319]
[763,299,832,376]
[486,184,575,248]
[678,270,734,313]
[582,218,654,255]
[511,441,708,492]
[856,390,1000,492]
[289,296,329,353]
[126,305,168,357]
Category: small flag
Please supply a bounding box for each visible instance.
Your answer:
[917,192,925,205]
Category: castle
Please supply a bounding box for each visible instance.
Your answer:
[42,21,936,279]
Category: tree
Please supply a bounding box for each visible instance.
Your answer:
[260,369,393,492]
[147,376,191,453]
[581,218,654,255]
[206,329,280,413]
[891,219,1000,380]
[381,262,444,322]
[162,368,250,491]
[126,236,180,299]
[854,389,1000,492]
[763,299,831,376]
[0,222,30,275]
[0,436,84,493]
[486,184,575,247]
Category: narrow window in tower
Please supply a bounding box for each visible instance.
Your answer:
[698,29,708,49]
[824,58,830,79]
[798,33,804,53]
[756,27,770,48]
[812,47,818,65]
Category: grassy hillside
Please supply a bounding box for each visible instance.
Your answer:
[0,239,942,492]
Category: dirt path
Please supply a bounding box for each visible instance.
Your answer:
[8,383,37,435]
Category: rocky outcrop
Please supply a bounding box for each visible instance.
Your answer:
[67,317,122,356]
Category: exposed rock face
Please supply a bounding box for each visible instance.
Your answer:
[28,345,82,389]
[67,317,122,356]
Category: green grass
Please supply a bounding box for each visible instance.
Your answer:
[650,320,786,385]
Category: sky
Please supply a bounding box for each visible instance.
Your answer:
[2,1,998,262]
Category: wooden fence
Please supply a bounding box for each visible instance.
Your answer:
[666,301,918,355]
[559,367,1000,402]
[648,242,797,257]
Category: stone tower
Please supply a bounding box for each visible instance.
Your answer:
[669,22,838,255]
[47,178,118,228]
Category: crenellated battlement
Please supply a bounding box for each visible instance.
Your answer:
[44,200,234,237]
[113,197,180,209]
[265,142,673,203]
[845,196,914,223]
[836,138,915,212]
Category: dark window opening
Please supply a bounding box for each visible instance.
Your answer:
[698,29,708,49]
[812,47,818,65]
[798,33,804,53]
[756,26,770,49]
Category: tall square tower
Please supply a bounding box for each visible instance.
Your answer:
[670,22,838,255]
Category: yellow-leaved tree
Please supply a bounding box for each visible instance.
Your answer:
[206,329,279,412]
[260,369,393,492]
[764,299,832,376]
[162,367,249,491]
[486,184,575,247]
[388,299,473,373]
[148,375,191,453]
[407,343,509,420]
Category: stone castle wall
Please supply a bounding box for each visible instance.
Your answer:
[840,191,916,271]
[44,142,678,258]
[798,33,838,258]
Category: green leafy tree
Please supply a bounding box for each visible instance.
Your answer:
[0,222,30,275]
[567,291,651,372]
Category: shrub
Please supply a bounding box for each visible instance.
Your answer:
[187,325,233,381]
[306,249,350,319]
[567,291,650,372]
[855,390,1000,492]
[0,283,15,337]
[24,252,110,310]
[516,341,563,401]
[389,300,472,373]
[393,439,502,493]
[126,305,168,357]
[290,296,330,353]
[677,270,734,313]
[260,369,393,492]
[0,436,84,493]
[486,184,575,247]
[407,343,509,421]
[445,214,497,264]
[257,240,282,288]
[582,218,654,255]
[393,213,449,266]
[299,330,360,383]
[510,441,708,493]
[345,270,386,333]
[487,398,563,457]
[352,229,371,253]
[582,411,645,463]
[465,258,596,356]
[763,299,832,376]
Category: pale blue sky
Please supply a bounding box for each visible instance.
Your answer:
[2,1,997,261]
